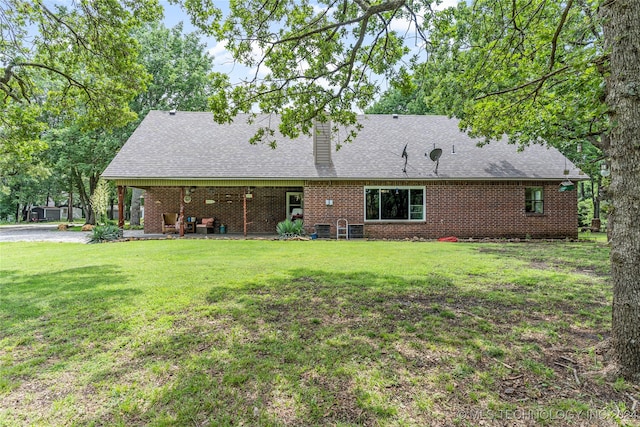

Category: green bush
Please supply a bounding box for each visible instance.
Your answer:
[578,199,594,227]
[276,219,305,238]
[87,225,122,244]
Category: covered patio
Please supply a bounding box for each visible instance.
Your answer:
[115,183,304,237]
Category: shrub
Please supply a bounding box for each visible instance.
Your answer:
[578,199,594,227]
[90,179,111,225]
[276,219,305,239]
[87,225,122,244]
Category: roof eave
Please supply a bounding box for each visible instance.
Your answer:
[104,175,589,184]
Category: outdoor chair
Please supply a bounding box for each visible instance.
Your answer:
[196,217,215,234]
[291,208,303,220]
[162,213,179,233]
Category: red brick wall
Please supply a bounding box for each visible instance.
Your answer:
[143,181,578,239]
[144,186,302,234]
[303,180,578,239]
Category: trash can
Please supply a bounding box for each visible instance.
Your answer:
[219,224,226,234]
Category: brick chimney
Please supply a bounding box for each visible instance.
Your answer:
[313,119,332,165]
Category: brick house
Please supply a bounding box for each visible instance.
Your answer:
[102,110,585,239]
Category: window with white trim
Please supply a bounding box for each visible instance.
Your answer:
[365,187,425,221]
[525,187,544,213]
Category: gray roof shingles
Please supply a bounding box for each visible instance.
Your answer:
[102,110,584,181]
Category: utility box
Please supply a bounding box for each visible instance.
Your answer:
[314,224,331,238]
[349,224,364,239]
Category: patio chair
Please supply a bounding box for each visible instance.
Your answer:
[162,213,179,233]
[196,217,215,234]
[291,208,303,220]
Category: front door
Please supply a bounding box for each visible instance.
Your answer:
[286,192,303,220]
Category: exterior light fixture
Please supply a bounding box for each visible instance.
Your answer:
[559,179,575,192]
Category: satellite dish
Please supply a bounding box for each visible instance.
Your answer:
[426,147,443,175]
[401,144,408,173]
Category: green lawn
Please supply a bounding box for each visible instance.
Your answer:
[0,238,636,426]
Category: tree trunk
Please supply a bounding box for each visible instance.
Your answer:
[109,198,115,220]
[67,182,74,222]
[71,168,94,225]
[129,187,143,226]
[603,0,640,382]
[591,180,601,220]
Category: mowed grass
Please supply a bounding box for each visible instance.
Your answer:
[0,237,636,426]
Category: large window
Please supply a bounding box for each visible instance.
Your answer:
[365,187,425,221]
[525,187,544,213]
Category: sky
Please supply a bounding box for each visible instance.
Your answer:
[160,0,460,90]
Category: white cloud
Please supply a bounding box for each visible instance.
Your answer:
[433,0,461,11]
[208,40,233,65]
[388,0,461,46]
[389,15,416,34]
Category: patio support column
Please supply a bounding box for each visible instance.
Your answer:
[243,189,247,238]
[117,186,125,229]
[179,187,185,237]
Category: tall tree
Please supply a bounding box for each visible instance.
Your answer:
[1,0,162,218]
[0,159,51,222]
[179,0,640,381]
[126,22,215,225]
[131,22,214,115]
[46,126,122,225]
[365,84,436,115]
[602,0,640,382]
[178,0,426,145]
[418,0,637,381]
[1,0,162,129]
[16,21,215,226]
[368,1,607,226]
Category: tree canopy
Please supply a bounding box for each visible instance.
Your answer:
[176,0,442,143]
[0,0,162,123]
[41,21,216,224]
[0,0,162,186]
[0,3,215,224]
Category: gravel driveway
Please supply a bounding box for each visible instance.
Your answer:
[0,224,147,243]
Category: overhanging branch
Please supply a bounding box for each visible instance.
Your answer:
[474,65,569,100]
[272,0,406,46]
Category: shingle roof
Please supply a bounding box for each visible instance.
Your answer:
[102,110,584,181]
